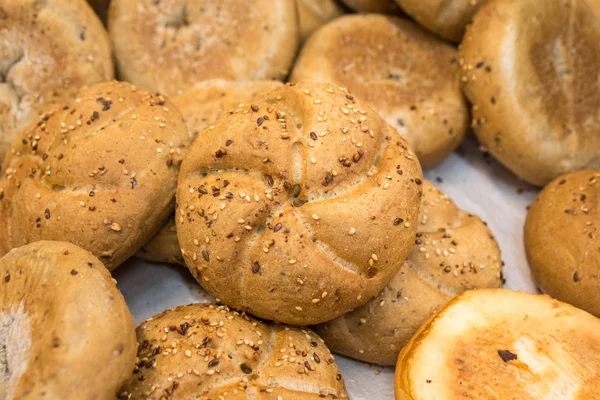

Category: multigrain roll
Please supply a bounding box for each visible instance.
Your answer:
[137,80,283,264]
[118,303,349,399]
[394,0,489,42]
[315,180,502,365]
[297,0,344,41]
[460,0,600,186]
[291,15,469,167]
[395,289,600,399]
[108,0,299,95]
[525,169,600,317]
[0,241,136,400]
[0,0,113,161]
[341,0,399,13]
[176,82,423,326]
[0,81,189,270]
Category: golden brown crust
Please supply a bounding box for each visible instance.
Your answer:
[460,0,600,186]
[176,82,423,326]
[118,303,349,400]
[394,0,490,42]
[108,0,299,95]
[297,0,344,41]
[0,241,136,400]
[341,0,399,13]
[395,289,600,399]
[525,169,600,317]
[0,0,113,161]
[137,80,283,265]
[315,180,502,365]
[0,81,189,270]
[291,15,469,167]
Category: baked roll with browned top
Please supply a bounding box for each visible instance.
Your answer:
[176,82,423,325]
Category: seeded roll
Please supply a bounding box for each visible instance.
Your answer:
[341,0,399,13]
[176,82,423,325]
[0,81,189,269]
[395,289,600,399]
[0,0,113,161]
[108,0,299,95]
[315,180,502,365]
[137,80,283,264]
[297,0,345,41]
[118,303,349,399]
[291,15,469,167]
[394,0,490,42]
[0,241,136,400]
[460,0,600,186]
[525,169,600,317]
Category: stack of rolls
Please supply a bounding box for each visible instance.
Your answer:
[1,0,600,399]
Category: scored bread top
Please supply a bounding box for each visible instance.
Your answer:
[108,0,299,95]
[118,303,349,399]
[176,82,423,326]
[460,0,600,186]
[0,81,189,269]
[0,0,113,160]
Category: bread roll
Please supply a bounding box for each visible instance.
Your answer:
[291,15,469,167]
[108,0,299,95]
[395,289,600,399]
[459,0,600,186]
[0,81,189,270]
[118,303,349,399]
[341,0,398,13]
[525,169,600,317]
[394,0,489,42]
[176,82,423,325]
[315,180,502,365]
[137,80,283,265]
[297,0,344,41]
[0,0,113,162]
[0,241,136,400]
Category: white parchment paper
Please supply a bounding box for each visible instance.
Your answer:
[114,137,540,400]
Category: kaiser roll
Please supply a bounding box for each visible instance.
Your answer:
[0,81,189,270]
[315,180,502,365]
[0,0,113,161]
[118,303,349,399]
[176,82,423,326]
[137,80,283,265]
[525,169,600,317]
[291,15,469,167]
[0,241,136,400]
[395,289,600,399]
[459,0,600,186]
[108,0,299,95]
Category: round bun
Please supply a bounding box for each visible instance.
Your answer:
[459,0,600,186]
[394,0,489,42]
[525,169,600,317]
[297,0,344,41]
[118,303,349,399]
[341,0,398,13]
[395,289,600,399]
[0,81,189,270]
[176,82,423,326]
[137,80,283,265]
[0,0,113,161]
[315,180,502,365]
[291,15,469,167]
[108,0,299,95]
[0,241,136,400]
